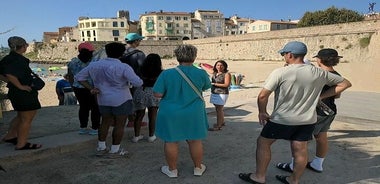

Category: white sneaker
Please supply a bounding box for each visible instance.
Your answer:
[147,135,157,142]
[194,164,206,176]
[131,135,144,143]
[161,166,178,178]
[105,148,129,159]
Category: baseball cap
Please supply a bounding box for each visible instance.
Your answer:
[278,41,307,55]
[313,48,343,58]
[78,42,95,51]
[8,36,27,49]
[125,33,144,42]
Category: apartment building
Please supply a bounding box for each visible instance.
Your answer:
[247,19,298,33]
[193,10,224,37]
[140,11,192,40]
[77,10,130,42]
[43,32,59,43]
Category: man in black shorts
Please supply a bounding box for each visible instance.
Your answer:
[238,41,352,184]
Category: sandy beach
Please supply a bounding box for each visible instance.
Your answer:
[0,59,379,183]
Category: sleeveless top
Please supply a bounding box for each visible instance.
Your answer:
[211,73,229,94]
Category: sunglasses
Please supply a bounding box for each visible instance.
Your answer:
[281,52,289,56]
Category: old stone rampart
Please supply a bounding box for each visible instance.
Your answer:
[30,20,379,64]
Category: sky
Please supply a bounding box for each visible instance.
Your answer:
[0,0,378,47]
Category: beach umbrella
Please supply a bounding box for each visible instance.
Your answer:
[31,67,45,72]
[48,66,61,71]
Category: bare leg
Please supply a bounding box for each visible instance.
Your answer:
[251,136,276,183]
[187,140,203,168]
[289,140,308,184]
[315,132,328,158]
[98,114,113,142]
[15,110,37,148]
[147,107,158,137]
[164,142,179,170]
[112,115,128,145]
[133,109,145,137]
[215,105,224,127]
[3,117,19,140]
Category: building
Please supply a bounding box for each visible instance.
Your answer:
[43,32,59,43]
[193,10,224,38]
[140,10,192,40]
[247,19,298,33]
[77,10,130,42]
[58,26,79,42]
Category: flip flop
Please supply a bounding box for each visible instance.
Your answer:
[306,162,323,173]
[276,162,293,173]
[275,175,290,184]
[238,173,265,184]
[3,137,18,145]
[15,143,42,150]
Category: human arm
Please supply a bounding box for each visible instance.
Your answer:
[257,88,272,126]
[5,74,32,92]
[320,79,351,100]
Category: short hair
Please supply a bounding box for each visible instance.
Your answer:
[174,44,197,63]
[319,56,340,67]
[105,42,126,58]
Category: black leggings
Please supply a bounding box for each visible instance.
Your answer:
[73,87,101,129]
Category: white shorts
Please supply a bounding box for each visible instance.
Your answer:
[210,93,229,106]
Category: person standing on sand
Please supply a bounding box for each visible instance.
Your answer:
[276,48,345,174]
[56,73,77,106]
[67,42,101,135]
[76,42,142,157]
[0,36,42,150]
[238,41,351,184]
[153,44,211,178]
[201,60,231,131]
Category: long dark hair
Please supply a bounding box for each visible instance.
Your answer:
[141,53,163,79]
[213,60,229,73]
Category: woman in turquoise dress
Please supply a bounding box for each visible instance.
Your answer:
[153,44,211,178]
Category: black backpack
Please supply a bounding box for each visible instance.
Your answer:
[120,49,142,67]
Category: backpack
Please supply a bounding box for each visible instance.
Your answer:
[120,49,142,67]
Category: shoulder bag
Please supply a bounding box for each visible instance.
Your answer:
[31,72,45,90]
[175,67,204,102]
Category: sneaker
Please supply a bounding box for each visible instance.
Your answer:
[147,135,157,142]
[78,128,88,135]
[161,166,178,178]
[105,148,129,159]
[95,147,109,157]
[131,135,144,143]
[194,164,206,176]
[88,129,98,135]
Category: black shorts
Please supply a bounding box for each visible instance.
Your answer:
[260,121,315,141]
[8,87,41,111]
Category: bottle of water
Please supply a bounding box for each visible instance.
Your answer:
[317,101,335,116]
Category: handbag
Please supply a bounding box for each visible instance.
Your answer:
[30,72,45,90]
[175,67,204,102]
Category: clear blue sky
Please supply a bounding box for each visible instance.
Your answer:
[0,0,377,47]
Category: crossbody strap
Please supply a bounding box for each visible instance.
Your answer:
[175,67,204,101]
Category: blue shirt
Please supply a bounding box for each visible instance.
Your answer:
[75,58,143,107]
[67,57,94,88]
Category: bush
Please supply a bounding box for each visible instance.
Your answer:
[359,36,371,48]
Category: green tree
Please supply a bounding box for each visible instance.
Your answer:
[298,6,364,27]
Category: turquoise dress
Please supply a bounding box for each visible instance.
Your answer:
[153,65,212,142]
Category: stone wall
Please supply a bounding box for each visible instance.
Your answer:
[29,20,380,64]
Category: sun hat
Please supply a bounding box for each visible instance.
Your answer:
[313,48,343,58]
[8,36,27,49]
[278,41,307,55]
[125,33,144,42]
[78,42,95,51]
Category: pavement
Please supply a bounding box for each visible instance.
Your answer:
[0,90,379,183]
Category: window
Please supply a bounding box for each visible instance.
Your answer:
[175,16,181,20]
[159,30,162,34]
[176,30,180,34]
[114,37,118,41]
[120,22,125,27]
[252,26,256,31]
[176,23,180,27]
[81,31,84,37]
[159,23,162,27]
[93,38,96,41]
[91,22,96,27]
[79,23,84,28]
[93,30,96,36]
[112,30,120,36]
[86,31,91,37]
[264,25,268,30]
[85,22,90,28]
[183,17,188,20]
[166,16,172,21]
[113,21,118,27]
[184,23,189,28]
[158,16,163,20]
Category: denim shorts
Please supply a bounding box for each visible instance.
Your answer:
[98,100,133,116]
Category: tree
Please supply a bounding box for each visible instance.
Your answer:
[297,6,364,27]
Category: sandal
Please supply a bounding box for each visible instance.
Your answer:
[275,175,290,184]
[238,173,265,184]
[3,137,18,145]
[276,162,293,173]
[208,127,222,131]
[15,142,42,150]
